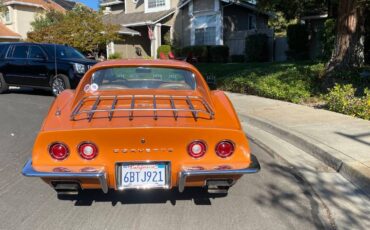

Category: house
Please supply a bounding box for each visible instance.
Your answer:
[0,0,83,42]
[101,0,273,59]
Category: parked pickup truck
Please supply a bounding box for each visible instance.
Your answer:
[0,42,97,96]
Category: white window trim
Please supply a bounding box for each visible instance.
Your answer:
[190,12,223,46]
[3,7,12,24]
[214,0,220,11]
[145,0,170,13]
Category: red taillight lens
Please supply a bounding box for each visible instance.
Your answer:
[78,142,98,160]
[215,141,235,158]
[49,143,69,160]
[187,141,207,158]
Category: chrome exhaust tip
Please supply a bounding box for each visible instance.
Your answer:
[51,181,81,195]
[206,180,233,194]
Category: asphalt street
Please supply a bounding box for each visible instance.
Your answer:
[0,88,332,230]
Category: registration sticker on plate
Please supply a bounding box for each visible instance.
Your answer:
[118,163,168,189]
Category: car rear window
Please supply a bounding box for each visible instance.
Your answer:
[90,67,196,90]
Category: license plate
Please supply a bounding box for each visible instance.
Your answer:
[117,163,169,189]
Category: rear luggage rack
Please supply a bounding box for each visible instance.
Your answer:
[70,95,215,122]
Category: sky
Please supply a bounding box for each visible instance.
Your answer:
[75,0,99,10]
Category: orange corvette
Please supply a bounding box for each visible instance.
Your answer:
[22,59,260,196]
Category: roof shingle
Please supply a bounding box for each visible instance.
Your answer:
[3,0,66,12]
[103,9,175,26]
[0,23,21,39]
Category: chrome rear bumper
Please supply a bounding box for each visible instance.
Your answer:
[21,159,108,193]
[22,154,260,194]
[178,154,261,192]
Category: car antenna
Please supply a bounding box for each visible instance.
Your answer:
[54,44,58,76]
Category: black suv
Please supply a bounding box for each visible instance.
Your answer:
[0,43,97,95]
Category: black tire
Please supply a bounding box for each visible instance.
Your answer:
[0,73,8,94]
[51,74,71,96]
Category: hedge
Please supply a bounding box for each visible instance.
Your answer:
[231,55,245,63]
[176,45,229,63]
[245,34,269,62]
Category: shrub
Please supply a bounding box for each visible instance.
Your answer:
[220,63,324,103]
[231,55,245,63]
[178,45,229,62]
[108,52,122,59]
[191,45,209,62]
[320,19,336,60]
[245,34,269,62]
[157,45,172,58]
[287,24,309,60]
[208,45,229,63]
[325,84,370,120]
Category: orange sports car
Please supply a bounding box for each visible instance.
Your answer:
[22,59,260,196]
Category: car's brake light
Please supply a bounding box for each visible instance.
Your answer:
[187,141,207,158]
[78,142,98,160]
[215,140,235,158]
[49,143,69,160]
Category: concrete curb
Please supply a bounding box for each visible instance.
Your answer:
[239,114,370,196]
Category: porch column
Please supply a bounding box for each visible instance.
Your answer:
[106,41,115,59]
[151,23,162,59]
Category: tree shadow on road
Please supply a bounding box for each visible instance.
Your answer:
[253,160,370,230]
[58,188,227,206]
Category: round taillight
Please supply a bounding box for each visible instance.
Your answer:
[49,143,69,160]
[215,141,235,158]
[187,141,207,158]
[78,142,98,160]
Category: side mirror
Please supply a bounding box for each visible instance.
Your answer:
[205,74,217,90]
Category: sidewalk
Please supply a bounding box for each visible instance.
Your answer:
[227,92,370,195]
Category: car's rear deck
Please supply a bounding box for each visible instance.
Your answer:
[70,94,215,122]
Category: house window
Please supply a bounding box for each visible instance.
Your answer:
[3,7,11,24]
[148,0,165,8]
[193,15,217,45]
[195,28,216,45]
[248,15,256,30]
[145,0,169,13]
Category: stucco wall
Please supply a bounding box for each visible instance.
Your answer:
[115,26,151,58]
[125,0,180,14]
[13,5,43,39]
[172,4,191,47]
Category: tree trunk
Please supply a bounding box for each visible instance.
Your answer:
[326,0,365,73]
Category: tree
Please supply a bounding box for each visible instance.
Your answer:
[326,0,370,72]
[258,0,370,72]
[28,5,119,53]
[257,0,329,20]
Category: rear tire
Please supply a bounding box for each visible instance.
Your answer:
[51,74,71,96]
[0,73,8,94]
